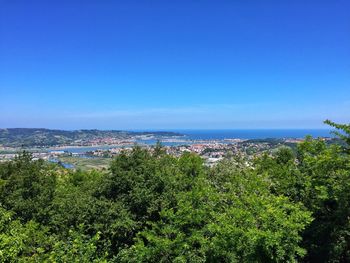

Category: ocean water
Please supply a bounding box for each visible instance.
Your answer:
[176,129,333,140]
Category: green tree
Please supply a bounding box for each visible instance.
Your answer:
[119,158,311,262]
[255,121,350,262]
[324,120,350,153]
[44,227,107,263]
[0,152,57,223]
[0,207,53,262]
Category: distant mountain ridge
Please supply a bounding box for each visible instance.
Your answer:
[0,128,182,147]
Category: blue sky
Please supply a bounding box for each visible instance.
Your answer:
[0,0,349,129]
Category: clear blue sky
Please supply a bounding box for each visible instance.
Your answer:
[0,0,349,129]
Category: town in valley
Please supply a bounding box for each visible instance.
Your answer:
[0,128,332,170]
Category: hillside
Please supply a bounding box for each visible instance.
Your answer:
[0,128,182,147]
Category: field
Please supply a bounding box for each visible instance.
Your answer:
[58,156,111,171]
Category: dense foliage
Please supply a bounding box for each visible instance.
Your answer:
[0,122,349,262]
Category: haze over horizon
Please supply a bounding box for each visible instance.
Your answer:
[1,0,349,129]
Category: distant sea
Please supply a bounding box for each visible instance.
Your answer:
[176,129,333,140]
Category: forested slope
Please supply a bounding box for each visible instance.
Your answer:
[0,128,181,147]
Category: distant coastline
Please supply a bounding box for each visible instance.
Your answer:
[0,128,334,150]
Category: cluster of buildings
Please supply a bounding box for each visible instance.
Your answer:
[79,138,135,146]
[82,140,282,166]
